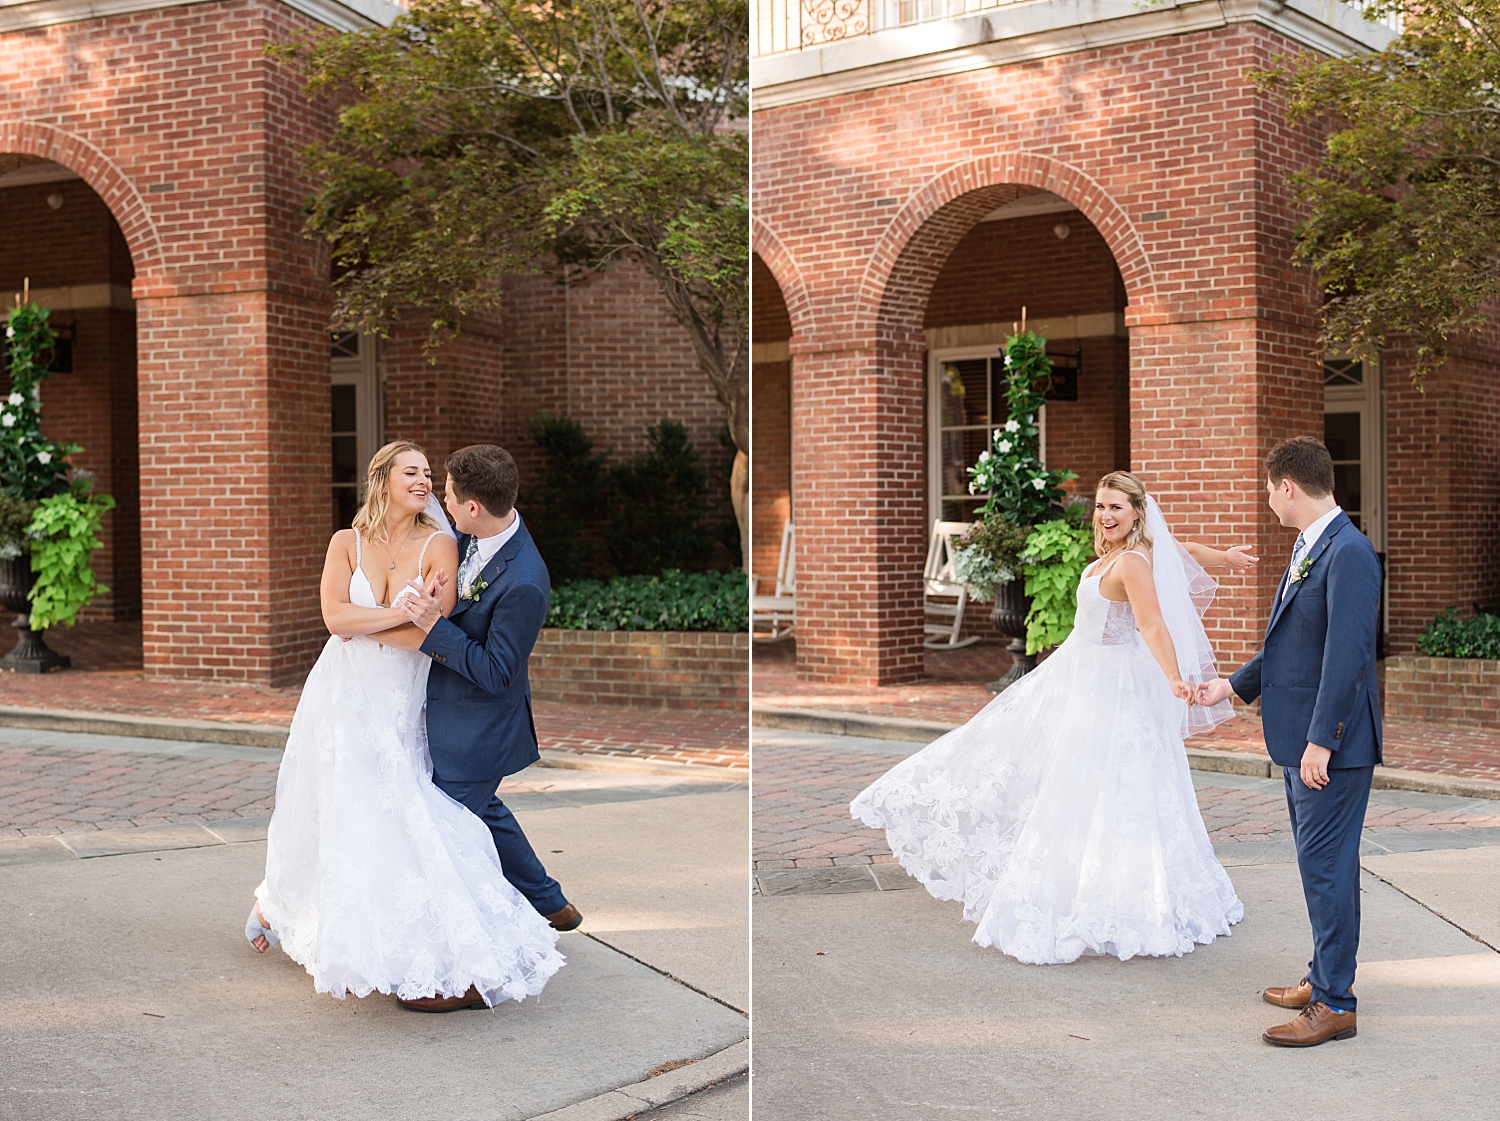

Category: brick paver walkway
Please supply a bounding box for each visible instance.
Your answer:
[754,645,1500,783]
[751,735,1500,871]
[0,740,280,838]
[0,621,745,770]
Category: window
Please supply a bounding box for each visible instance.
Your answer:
[928,348,1048,525]
[330,333,386,531]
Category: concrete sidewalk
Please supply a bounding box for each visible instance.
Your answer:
[753,858,1499,1120]
[0,754,748,1121]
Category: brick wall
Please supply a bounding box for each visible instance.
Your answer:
[753,23,1350,684]
[1385,655,1500,729]
[529,628,749,711]
[497,262,734,570]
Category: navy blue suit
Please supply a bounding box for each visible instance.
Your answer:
[420,515,567,916]
[1229,511,1382,1012]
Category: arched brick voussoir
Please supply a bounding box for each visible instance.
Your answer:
[0,121,163,274]
[857,152,1158,338]
[753,217,818,343]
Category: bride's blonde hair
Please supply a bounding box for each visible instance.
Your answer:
[353,440,440,543]
[1094,471,1154,557]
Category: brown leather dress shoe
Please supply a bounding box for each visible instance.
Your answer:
[1263,978,1312,1008]
[546,903,583,932]
[1263,1002,1357,1047]
[398,985,488,1013]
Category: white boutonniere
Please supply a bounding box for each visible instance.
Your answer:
[460,573,489,603]
[1288,554,1315,585]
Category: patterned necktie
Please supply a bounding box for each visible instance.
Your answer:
[460,535,480,592]
[1283,532,1307,599]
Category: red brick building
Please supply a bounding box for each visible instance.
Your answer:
[751,0,1500,686]
[0,0,728,684]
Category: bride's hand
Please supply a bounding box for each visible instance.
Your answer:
[1170,678,1196,705]
[1223,545,1259,572]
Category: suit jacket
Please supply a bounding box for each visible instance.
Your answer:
[420,515,550,783]
[1228,511,1383,770]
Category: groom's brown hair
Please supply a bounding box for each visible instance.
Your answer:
[446,444,520,515]
[1266,436,1335,498]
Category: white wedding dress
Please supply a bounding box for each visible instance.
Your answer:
[254,530,564,1005]
[852,556,1243,965]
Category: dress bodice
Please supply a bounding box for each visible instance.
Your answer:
[350,528,438,608]
[1074,574,1139,646]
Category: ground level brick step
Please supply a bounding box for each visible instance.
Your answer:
[752,704,1500,801]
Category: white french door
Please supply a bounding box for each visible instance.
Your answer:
[330,332,386,531]
[927,346,1047,527]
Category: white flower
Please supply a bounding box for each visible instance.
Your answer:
[7,393,21,406]
[1004,420,1020,433]
[997,439,1012,454]
[968,482,978,494]
[4,327,12,339]
[993,429,1002,442]
[1002,354,1013,368]
[977,451,990,465]
[1,414,13,428]
[35,450,50,464]
[1031,477,1046,490]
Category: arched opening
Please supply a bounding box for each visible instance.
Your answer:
[751,252,793,588]
[923,190,1131,526]
[0,155,140,668]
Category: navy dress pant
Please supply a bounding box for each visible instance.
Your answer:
[433,776,569,917]
[1284,763,1374,1012]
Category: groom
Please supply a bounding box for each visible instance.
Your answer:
[1200,436,1382,1047]
[397,445,581,1003]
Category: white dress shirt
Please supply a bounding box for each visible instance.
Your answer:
[1282,505,1342,598]
[461,511,522,589]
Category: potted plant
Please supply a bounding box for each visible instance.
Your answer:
[961,325,1077,691]
[0,295,110,671]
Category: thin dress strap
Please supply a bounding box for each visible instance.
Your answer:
[354,527,362,567]
[415,531,441,577]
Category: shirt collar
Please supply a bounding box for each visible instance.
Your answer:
[1299,505,1343,554]
[470,511,522,565]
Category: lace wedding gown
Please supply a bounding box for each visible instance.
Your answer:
[254,531,564,1005]
[852,562,1243,965]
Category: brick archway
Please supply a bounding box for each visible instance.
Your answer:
[752,217,817,342]
[0,121,162,274]
[860,152,1156,340]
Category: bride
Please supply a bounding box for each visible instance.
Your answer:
[243,440,564,1007]
[852,471,1257,965]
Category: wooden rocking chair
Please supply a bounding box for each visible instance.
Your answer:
[751,520,796,643]
[924,520,982,649]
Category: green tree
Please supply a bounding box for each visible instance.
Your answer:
[1254,0,1500,380]
[272,0,749,554]
[1,303,80,501]
[520,414,609,582]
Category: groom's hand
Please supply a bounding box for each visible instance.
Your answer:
[397,576,444,634]
[1198,678,1234,707]
[1300,742,1332,790]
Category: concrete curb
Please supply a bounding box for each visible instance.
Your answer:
[527,1039,748,1121]
[0,704,747,780]
[753,704,1500,801]
[0,704,290,748]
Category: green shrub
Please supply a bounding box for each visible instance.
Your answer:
[520,414,608,583]
[605,419,711,575]
[27,482,115,629]
[1417,607,1500,660]
[546,568,746,632]
[1021,516,1095,654]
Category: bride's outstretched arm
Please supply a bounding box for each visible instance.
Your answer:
[320,531,409,638]
[1116,552,1196,704]
[1182,541,1259,572]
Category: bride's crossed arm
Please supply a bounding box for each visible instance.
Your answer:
[1110,551,1196,705]
[318,531,460,646]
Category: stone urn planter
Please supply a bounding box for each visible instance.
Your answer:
[0,555,69,672]
[987,578,1034,693]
